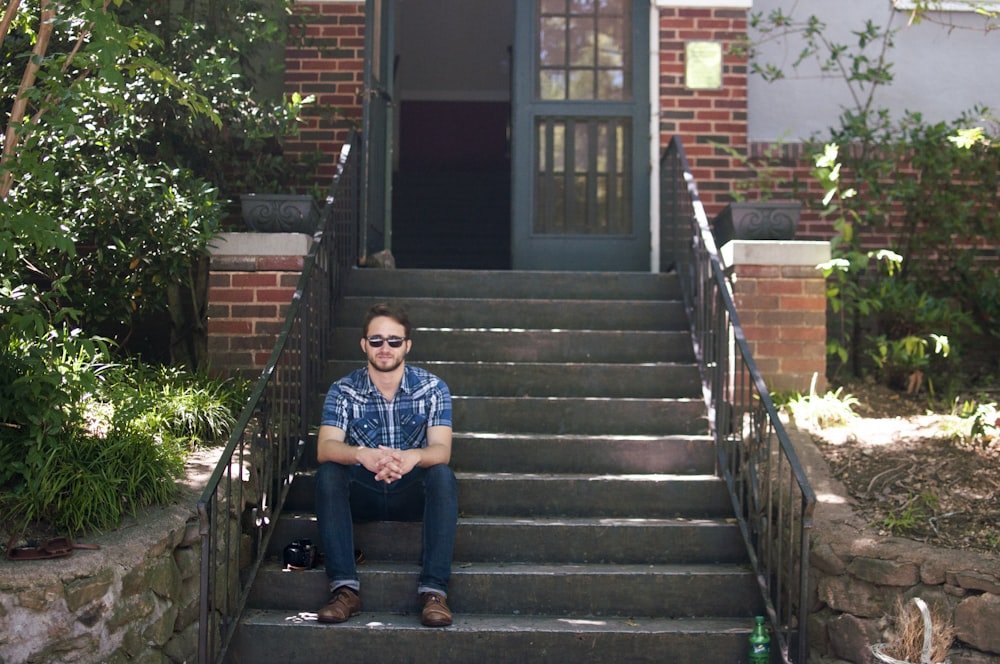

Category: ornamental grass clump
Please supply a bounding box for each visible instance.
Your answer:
[781,373,859,428]
[875,597,954,664]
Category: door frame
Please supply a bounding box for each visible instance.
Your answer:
[361,0,395,265]
[510,0,651,271]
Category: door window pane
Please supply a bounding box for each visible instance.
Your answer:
[537,0,630,100]
[535,117,632,235]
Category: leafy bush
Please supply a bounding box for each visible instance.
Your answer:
[812,139,995,392]
[1,0,316,363]
[0,355,249,535]
[1,0,290,536]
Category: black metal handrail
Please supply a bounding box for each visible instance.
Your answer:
[661,136,817,664]
[196,131,360,664]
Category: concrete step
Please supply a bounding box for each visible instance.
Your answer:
[453,396,708,436]
[453,472,733,519]
[268,516,747,565]
[451,433,716,474]
[337,296,689,332]
[246,561,762,617]
[303,396,708,446]
[344,267,683,301]
[231,612,753,664]
[299,433,716,475]
[285,471,732,519]
[323,360,701,398]
[329,327,696,363]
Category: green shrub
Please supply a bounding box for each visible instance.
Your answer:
[812,139,995,391]
[747,4,1000,388]
[0,345,249,535]
[1,0,317,367]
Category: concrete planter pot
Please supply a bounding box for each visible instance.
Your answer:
[240,194,320,233]
[712,200,801,248]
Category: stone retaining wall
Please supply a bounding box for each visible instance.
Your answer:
[792,424,1000,664]
[0,451,220,664]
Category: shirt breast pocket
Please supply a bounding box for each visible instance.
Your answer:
[349,417,382,448]
[399,412,428,449]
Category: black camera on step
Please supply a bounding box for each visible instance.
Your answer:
[282,538,317,570]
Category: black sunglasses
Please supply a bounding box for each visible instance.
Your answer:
[366,335,407,348]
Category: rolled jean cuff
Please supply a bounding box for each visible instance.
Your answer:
[417,584,446,598]
[330,580,360,593]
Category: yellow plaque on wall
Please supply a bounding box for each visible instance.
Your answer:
[685,41,722,90]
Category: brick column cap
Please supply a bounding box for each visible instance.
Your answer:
[209,232,312,257]
[721,240,831,268]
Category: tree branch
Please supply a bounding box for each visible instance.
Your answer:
[1,0,54,200]
[0,0,21,52]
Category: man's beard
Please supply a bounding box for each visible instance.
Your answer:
[369,354,404,373]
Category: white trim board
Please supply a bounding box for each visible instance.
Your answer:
[893,0,1000,10]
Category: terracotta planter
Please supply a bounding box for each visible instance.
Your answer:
[240,194,320,233]
[712,200,801,247]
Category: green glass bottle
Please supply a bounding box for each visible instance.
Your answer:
[749,615,770,663]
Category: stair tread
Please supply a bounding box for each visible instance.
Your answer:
[455,432,712,441]
[343,269,681,301]
[266,561,753,575]
[455,393,702,399]
[280,512,736,527]
[455,471,722,481]
[241,609,754,633]
[345,295,680,304]
[394,360,698,367]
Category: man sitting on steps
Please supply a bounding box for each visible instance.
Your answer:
[314,302,458,627]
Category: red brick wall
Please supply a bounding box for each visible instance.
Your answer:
[731,262,829,394]
[206,255,305,378]
[285,1,366,184]
[657,7,749,218]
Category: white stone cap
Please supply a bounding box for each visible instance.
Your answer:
[720,240,832,268]
[208,232,313,257]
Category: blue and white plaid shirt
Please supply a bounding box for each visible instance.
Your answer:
[320,365,452,450]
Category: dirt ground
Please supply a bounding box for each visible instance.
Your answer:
[798,380,1000,555]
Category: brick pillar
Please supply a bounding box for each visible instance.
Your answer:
[721,240,831,394]
[206,232,312,378]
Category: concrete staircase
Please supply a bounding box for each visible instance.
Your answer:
[230,269,762,663]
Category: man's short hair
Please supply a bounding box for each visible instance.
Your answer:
[363,302,412,339]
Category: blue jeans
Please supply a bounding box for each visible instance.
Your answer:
[314,461,458,596]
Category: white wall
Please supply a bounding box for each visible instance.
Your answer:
[748,0,1000,141]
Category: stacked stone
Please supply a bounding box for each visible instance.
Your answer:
[794,426,1000,664]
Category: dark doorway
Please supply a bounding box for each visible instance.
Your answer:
[391,1,514,269]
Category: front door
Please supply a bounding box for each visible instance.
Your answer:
[511,0,650,271]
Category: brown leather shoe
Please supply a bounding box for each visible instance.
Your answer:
[317,587,360,624]
[420,592,452,627]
